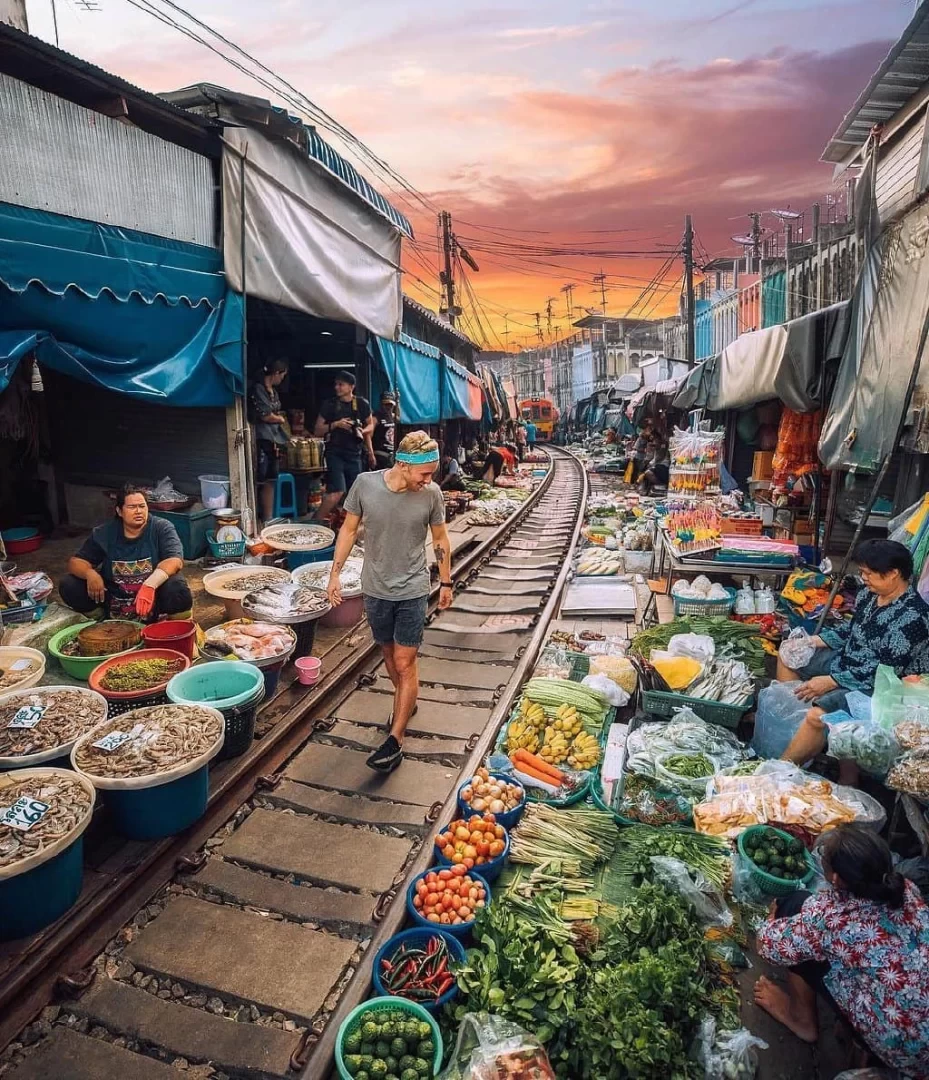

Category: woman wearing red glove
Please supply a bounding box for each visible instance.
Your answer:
[60,486,190,621]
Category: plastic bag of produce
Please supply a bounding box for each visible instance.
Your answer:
[667,633,716,663]
[751,682,809,759]
[649,856,733,929]
[694,1016,768,1080]
[588,654,637,693]
[823,713,900,776]
[437,1012,556,1080]
[872,663,929,730]
[582,673,629,707]
[778,628,816,671]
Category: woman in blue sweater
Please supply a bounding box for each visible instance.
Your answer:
[778,539,929,765]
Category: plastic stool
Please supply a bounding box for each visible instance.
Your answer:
[273,473,298,519]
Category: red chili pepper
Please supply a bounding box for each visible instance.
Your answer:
[435,975,455,997]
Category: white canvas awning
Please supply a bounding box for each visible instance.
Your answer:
[222,126,402,339]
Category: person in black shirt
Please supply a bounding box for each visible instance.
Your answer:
[314,370,375,521]
[249,358,289,524]
[60,486,191,621]
[372,392,398,470]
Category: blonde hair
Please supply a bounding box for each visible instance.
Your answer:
[397,431,438,457]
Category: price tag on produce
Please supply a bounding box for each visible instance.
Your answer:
[92,730,136,753]
[9,659,32,671]
[0,796,50,832]
[7,704,46,729]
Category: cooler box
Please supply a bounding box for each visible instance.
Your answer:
[150,507,214,560]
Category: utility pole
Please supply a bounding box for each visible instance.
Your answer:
[561,283,576,320]
[684,214,696,366]
[534,312,543,343]
[748,212,762,266]
[545,298,554,339]
[593,271,608,314]
[439,211,457,328]
[503,313,510,352]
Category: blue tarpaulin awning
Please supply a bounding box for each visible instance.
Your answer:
[0,202,243,405]
[372,333,481,424]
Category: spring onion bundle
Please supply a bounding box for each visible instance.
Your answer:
[510,804,617,878]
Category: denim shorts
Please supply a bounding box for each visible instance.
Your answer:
[796,647,849,712]
[326,450,363,494]
[364,594,429,648]
[256,440,280,482]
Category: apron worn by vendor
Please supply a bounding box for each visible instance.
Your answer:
[74,518,184,619]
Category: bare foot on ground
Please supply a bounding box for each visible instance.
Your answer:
[753,977,818,1043]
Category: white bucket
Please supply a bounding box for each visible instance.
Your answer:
[198,475,230,510]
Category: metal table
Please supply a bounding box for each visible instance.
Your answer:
[654,528,796,596]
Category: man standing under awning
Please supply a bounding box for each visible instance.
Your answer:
[314,370,375,523]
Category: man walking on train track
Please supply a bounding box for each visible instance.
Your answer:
[327,431,454,772]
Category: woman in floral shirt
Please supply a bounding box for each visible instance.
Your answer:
[779,539,929,768]
[755,825,929,1078]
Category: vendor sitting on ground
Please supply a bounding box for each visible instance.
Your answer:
[59,486,191,622]
[778,538,929,768]
[755,824,929,1077]
[638,435,670,495]
[481,444,517,484]
[438,446,465,492]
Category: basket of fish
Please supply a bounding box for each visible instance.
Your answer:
[260,524,335,570]
[70,703,225,840]
[201,566,293,621]
[202,619,297,668]
[0,686,109,769]
[0,768,96,940]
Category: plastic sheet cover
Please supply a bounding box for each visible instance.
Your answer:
[0,201,243,405]
[222,127,402,341]
[372,335,481,423]
[820,200,929,471]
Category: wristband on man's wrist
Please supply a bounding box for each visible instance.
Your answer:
[440,581,453,588]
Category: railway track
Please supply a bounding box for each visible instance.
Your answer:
[0,447,587,1080]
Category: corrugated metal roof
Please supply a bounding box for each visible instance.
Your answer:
[402,294,479,351]
[822,1,929,163]
[0,23,217,136]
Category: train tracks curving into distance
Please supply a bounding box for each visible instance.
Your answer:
[0,447,588,1080]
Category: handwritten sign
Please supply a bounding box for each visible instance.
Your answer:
[0,797,50,832]
[92,730,135,753]
[7,704,46,729]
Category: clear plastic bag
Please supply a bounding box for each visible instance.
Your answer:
[437,1012,556,1080]
[824,715,900,776]
[751,682,809,759]
[667,633,716,663]
[832,1071,896,1080]
[872,663,929,730]
[694,1016,768,1080]
[778,628,816,671]
[581,673,630,707]
[649,856,733,928]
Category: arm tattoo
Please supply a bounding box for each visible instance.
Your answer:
[332,558,345,574]
[434,544,447,570]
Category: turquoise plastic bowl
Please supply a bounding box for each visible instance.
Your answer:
[167,661,265,709]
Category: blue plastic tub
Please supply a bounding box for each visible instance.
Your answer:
[435,825,510,882]
[405,869,490,940]
[456,773,527,831]
[0,836,85,941]
[287,544,335,570]
[371,928,466,1013]
[102,766,210,840]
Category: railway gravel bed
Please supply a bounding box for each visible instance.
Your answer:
[0,449,586,1080]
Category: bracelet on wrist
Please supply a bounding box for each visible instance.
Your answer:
[440,582,453,588]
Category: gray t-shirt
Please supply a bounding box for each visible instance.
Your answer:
[343,471,445,600]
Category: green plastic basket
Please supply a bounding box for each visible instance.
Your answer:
[641,688,751,731]
[736,825,816,897]
[672,587,737,618]
[335,996,442,1079]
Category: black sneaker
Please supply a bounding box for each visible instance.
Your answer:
[385,704,418,729]
[367,735,403,773]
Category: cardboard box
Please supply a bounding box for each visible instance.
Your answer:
[752,451,775,481]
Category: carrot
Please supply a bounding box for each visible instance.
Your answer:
[511,749,565,783]
[510,759,560,787]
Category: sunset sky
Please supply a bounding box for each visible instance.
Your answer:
[25,0,910,348]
